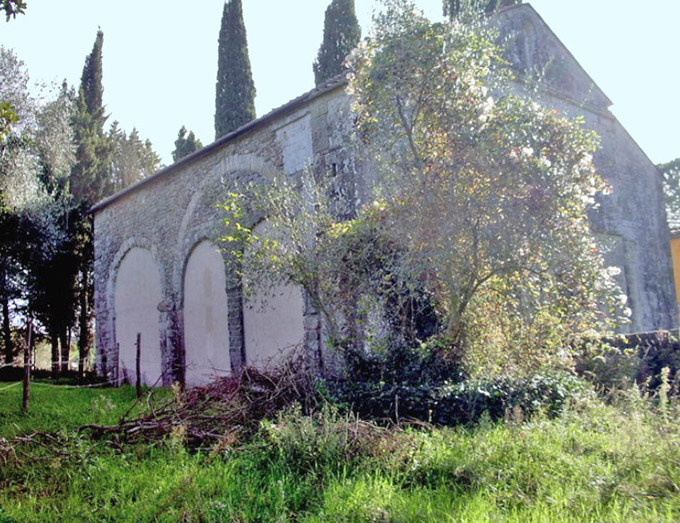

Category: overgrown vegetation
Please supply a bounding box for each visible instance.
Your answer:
[221,0,628,393]
[1,377,680,521]
[1,2,675,520]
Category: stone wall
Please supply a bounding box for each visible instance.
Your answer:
[92,4,677,386]
[93,83,356,385]
[498,4,677,332]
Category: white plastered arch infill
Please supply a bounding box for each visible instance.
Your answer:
[242,220,305,369]
[183,240,231,387]
[108,238,165,386]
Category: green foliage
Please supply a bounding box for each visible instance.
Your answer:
[347,0,625,367]
[313,0,362,86]
[172,125,203,162]
[214,0,256,139]
[574,337,640,391]
[575,331,680,395]
[658,157,680,229]
[70,30,114,206]
[109,123,161,191]
[259,404,381,475]
[334,370,584,425]
[0,101,17,142]
[443,0,521,19]
[0,0,25,21]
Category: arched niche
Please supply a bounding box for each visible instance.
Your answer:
[183,240,231,386]
[243,221,305,368]
[114,247,163,386]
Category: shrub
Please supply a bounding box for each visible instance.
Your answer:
[332,371,585,426]
[258,404,393,474]
[574,331,680,393]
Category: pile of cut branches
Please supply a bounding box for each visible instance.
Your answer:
[81,358,321,449]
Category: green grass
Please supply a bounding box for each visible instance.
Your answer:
[1,384,679,521]
[0,382,169,439]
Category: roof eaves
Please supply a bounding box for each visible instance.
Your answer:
[89,74,348,215]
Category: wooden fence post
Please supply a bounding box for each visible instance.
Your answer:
[135,333,142,398]
[115,343,120,386]
[22,318,32,412]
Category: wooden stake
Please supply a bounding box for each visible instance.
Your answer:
[135,333,142,398]
[22,318,32,412]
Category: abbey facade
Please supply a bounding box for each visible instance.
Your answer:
[91,4,677,386]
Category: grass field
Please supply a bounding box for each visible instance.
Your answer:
[1,382,679,522]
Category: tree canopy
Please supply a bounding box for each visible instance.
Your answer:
[172,126,203,162]
[224,0,625,376]
[658,158,680,230]
[215,0,256,139]
[443,0,521,19]
[1,0,26,21]
[70,30,113,206]
[313,0,362,86]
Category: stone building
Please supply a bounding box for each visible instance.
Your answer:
[90,3,677,386]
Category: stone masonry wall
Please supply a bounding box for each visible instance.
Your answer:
[93,86,356,385]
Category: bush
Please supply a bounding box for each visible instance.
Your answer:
[332,371,585,426]
[258,404,393,474]
[574,331,680,392]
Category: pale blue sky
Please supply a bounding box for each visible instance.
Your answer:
[1,1,678,166]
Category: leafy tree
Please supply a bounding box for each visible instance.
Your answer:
[347,0,624,371]
[658,158,680,230]
[444,0,520,19]
[172,125,203,162]
[224,1,626,377]
[0,48,77,372]
[24,86,78,375]
[215,0,256,139]
[0,102,17,141]
[0,47,32,365]
[313,0,361,86]
[1,0,26,21]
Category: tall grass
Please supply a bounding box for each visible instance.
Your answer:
[1,384,679,521]
[0,383,169,439]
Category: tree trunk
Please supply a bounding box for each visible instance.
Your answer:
[59,328,69,374]
[78,270,90,379]
[51,332,60,376]
[22,318,32,412]
[2,282,12,365]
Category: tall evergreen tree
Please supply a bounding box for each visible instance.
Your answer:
[313,0,361,86]
[444,0,520,19]
[71,30,114,206]
[172,126,203,162]
[215,0,256,140]
[68,30,114,376]
[109,123,161,191]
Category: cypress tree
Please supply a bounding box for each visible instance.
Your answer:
[80,30,104,121]
[71,30,114,205]
[172,126,203,162]
[68,30,114,377]
[214,0,256,139]
[313,0,361,86]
